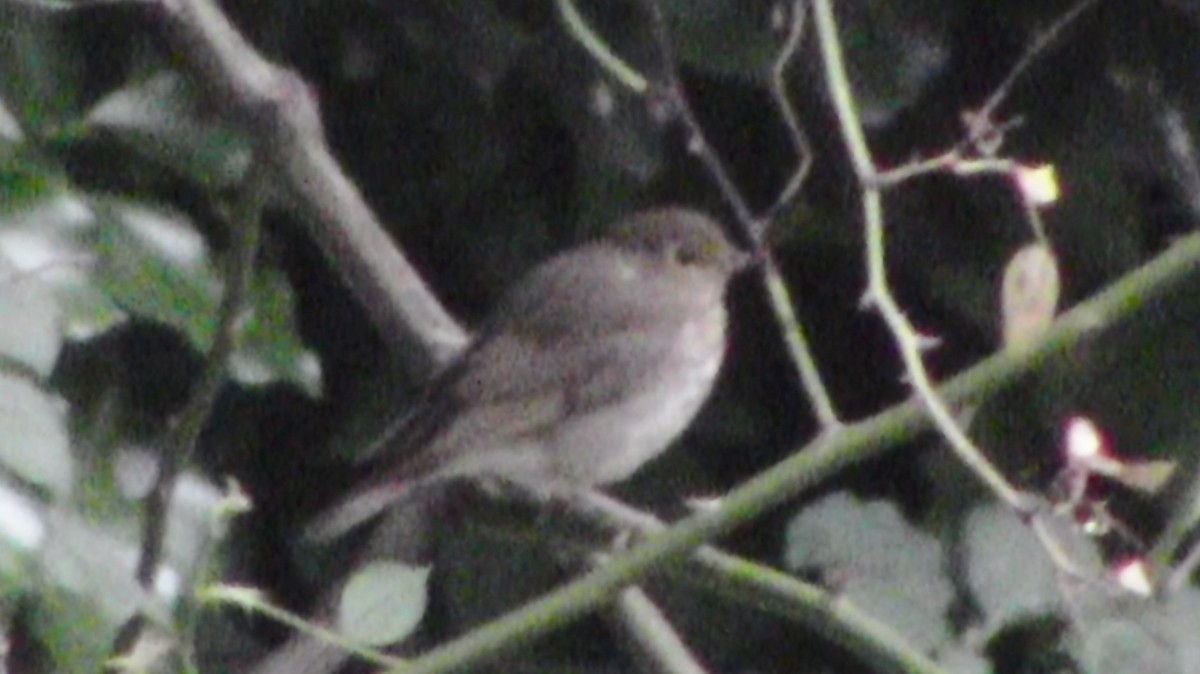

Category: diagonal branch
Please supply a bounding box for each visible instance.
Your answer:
[154,0,468,379]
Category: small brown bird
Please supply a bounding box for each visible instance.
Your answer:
[309,207,749,539]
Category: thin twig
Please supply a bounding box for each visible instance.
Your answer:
[556,0,840,426]
[636,0,841,427]
[607,584,712,674]
[764,0,814,221]
[810,0,1034,513]
[971,0,1104,141]
[566,490,948,674]
[199,584,405,669]
[111,163,269,658]
[554,0,648,93]
[863,0,1100,193]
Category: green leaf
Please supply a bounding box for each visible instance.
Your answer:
[0,146,71,225]
[0,4,84,136]
[1077,617,1182,674]
[784,492,954,653]
[0,193,127,341]
[0,251,62,377]
[231,267,323,397]
[337,561,430,647]
[93,200,222,352]
[0,373,72,496]
[84,71,251,189]
[960,504,1071,631]
[25,584,117,674]
[38,509,170,625]
[0,480,44,566]
[91,199,322,394]
[0,94,24,143]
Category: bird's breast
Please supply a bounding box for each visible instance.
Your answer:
[553,299,727,485]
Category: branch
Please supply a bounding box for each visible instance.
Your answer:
[557,0,841,428]
[153,0,468,379]
[111,161,269,659]
[810,0,1034,512]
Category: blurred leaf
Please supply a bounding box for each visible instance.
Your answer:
[784,492,955,653]
[1066,583,1200,674]
[0,95,24,142]
[0,479,45,561]
[161,471,228,577]
[1161,587,1200,672]
[85,71,251,189]
[92,200,321,394]
[1002,243,1060,351]
[25,584,115,674]
[2,193,318,394]
[0,4,83,136]
[94,200,222,352]
[397,0,530,93]
[230,267,323,397]
[0,373,72,496]
[0,143,70,212]
[960,504,1066,631]
[337,561,430,647]
[1076,616,1181,674]
[834,0,951,127]
[0,193,125,341]
[1098,457,1177,494]
[935,644,993,674]
[38,509,173,624]
[0,252,62,377]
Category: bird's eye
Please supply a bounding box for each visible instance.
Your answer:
[672,243,701,266]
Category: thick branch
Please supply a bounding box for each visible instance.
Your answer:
[155,0,468,379]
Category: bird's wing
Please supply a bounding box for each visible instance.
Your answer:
[382,250,680,465]
[307,252,701,539]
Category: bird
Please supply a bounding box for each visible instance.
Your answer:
[307,207,750,541]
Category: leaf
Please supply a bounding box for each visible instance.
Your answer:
[229,267,323,397]
[1001,243,1060,350]
[0,3,84,135]
[784,492,954,653]
[93,200,222,352]
[1076,617,1181,674]
[337,561,430,647]
[0,251,62,376]
[84,71,251,189]
[1068,584,1200,674]
[833,0,952,127]
[38,509,148,623]
[25,584,117,674]
[0,193,128,341]
[90,200,321,394]
[0,94,24,142]
[960,504,1065,631]
[0,373,72,495]
[0,478,45,559]
[1162,587,1200,672]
